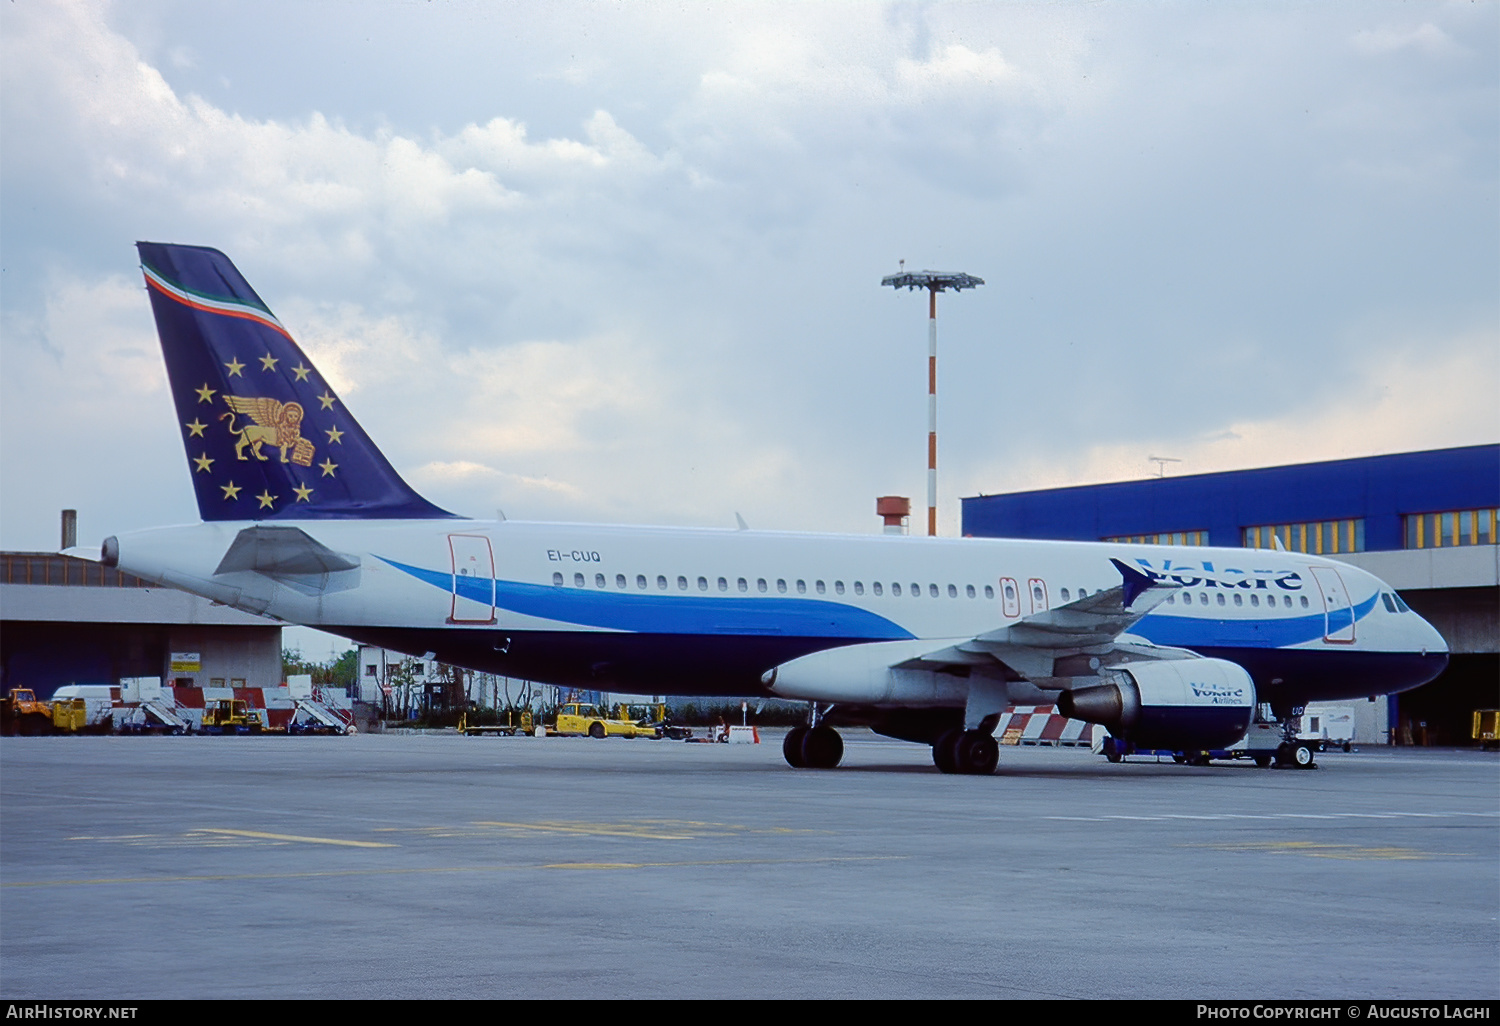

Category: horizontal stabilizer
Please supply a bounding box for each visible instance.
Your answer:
[214,525,360,577]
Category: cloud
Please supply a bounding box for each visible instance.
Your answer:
[0,0,1493,554]
[960,327,1500,502]
[1352,23,1461,59]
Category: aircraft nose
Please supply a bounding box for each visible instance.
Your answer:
[1419,613,1450,655]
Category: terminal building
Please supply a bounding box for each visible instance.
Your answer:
[961,443,1499,746]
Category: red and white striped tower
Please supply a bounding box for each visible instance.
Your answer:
[881,269,984,537]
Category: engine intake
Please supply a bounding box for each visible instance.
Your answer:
[1058,658,1255,751]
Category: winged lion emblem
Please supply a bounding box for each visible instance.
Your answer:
[220,395,315,466]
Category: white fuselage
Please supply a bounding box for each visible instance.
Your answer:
[108,517,1448,709]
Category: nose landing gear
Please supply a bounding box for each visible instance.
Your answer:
[782,706,844,769]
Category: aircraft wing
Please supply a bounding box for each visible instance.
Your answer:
[899,558,1193,684]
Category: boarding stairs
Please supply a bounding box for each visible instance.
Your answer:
[139,696,190,733]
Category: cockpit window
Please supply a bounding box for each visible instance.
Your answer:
[1381,593,1398,613]
[1392,592,1411,613]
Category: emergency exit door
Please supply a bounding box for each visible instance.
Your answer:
[1309,566,1355,643]
[448,534,496,624]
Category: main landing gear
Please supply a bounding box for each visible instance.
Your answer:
[931,727,999,776]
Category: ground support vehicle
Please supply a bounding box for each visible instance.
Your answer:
[2,689,59,736]
[200,699,265,735]
[1099,719,1319,769]
[459,708,533,736]
[549,702,659,739]
[1474,709,1499,751]
[620,703,693,740]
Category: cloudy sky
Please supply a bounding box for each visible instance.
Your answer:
[3,0,1496,560]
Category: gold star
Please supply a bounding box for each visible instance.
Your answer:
[221,481,241,501]
[185,419,206,437]
[225,357,245,377]
[318,458,338,478]
[293,483,314,503]
[193,453,214,474]
[292,363,311,382]
[257,490,276,509]
[318,390,336,410]
[325,425,344,444]
[259,353,279,372]
[196,384,216,403]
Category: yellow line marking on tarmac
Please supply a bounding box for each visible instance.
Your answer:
[472,821,703,839]
[1188,841,1472,861]
[371,819,826,840]
[191,828,397,848]
[1,855,908,889]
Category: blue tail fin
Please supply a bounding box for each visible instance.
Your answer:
[137,242,456,521]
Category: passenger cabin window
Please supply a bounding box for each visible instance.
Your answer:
[947,584,957,598]
[718,577,728,592]
[967,585,976,598]
[596,573,606,588]
[677,575,688,591]
[698,577,708,592]
[574,572,585,587]
[1060,588,1070,602]
[757,579,768,593]
[657,575,668,590]
[854,582,865,595]
[797,580,807,594]
[892,583,901,596]
[776,579,787,594]
[636,575,648,590]
[552,572,564,586]
[911,583,920,597]
[617,574,627,589]
[984,585,994,599]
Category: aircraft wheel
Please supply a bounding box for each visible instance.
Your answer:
[783,726,809,768]
[932,728,963,774]
[801,725,843,769]
[588,722,606,739]
[953,730,999,775]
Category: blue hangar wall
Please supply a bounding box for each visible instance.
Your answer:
[960,444,1498,549]
[960,443,1499,747]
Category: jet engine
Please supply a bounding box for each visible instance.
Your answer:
[1058,658,1255,751]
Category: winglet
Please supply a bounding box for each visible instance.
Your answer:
[1110,558,1156,610]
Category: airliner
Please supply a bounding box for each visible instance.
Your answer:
[96,243,1449,774]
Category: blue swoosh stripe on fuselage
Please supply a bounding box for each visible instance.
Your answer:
[1132,592,1380,648]
[381,558,917,640]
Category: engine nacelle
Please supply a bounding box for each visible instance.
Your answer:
[762,640,971,707]
[1058,658,1255,751]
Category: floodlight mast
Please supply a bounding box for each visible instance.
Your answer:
[880,269,984,536]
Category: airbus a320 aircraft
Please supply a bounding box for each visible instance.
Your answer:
[97,243,1449,774]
